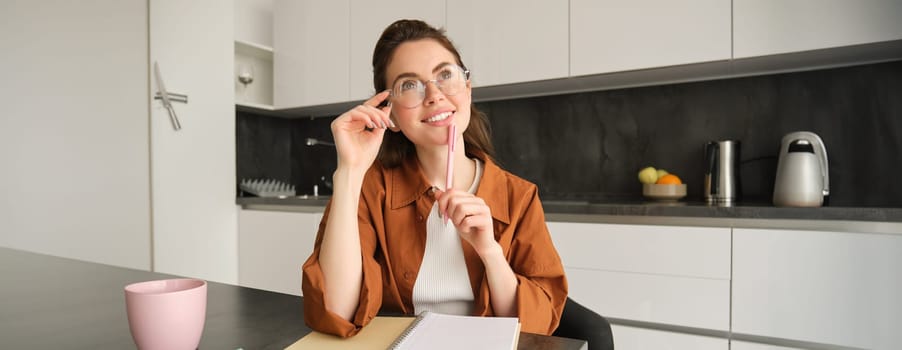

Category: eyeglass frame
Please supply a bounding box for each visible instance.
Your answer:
[387,64,471,109]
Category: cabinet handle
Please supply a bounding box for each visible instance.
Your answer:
[153,61,184,131]
[153,92,187,104]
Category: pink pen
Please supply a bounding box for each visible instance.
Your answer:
[444,124,455,224]
[445,124,456,191]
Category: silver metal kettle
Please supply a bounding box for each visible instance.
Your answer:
[704,140,741,204]
[773,131,830,207]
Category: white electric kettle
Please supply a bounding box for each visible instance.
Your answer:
[773,131,829,207]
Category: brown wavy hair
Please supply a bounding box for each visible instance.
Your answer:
[372,19,495,168]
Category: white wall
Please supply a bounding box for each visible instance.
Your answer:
[0,1,151,270]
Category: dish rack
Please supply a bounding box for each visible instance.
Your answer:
[240,178,295,198]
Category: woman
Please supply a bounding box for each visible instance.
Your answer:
[301,19,567,337]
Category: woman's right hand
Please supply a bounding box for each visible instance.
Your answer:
[331,91,394,172]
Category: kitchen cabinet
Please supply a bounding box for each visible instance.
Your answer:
[348,0,445,101]
[733,0,902,59]
[273,0,349,108]
[732,228,902,349]
[275,0,444,108]
[729,341,805,350]
[611,325,727,350]
[238,210,322,296]
[267,0,902,114]
[569,0,731,76]
[235,40,274,108]
[234,0,273,48]
[446,0,569,87]
[150,0,238,283]
[234,0,275,109]
[547,222,731,331]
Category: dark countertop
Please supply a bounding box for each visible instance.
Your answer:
[237,196,902,224]
[0,247,586,350]
[540,199,902,222]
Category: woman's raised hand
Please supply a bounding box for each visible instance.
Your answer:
[435,189,498,256]
[330,91,394,172]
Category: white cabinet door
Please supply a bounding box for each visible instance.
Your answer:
[734,0,902,58]
[570,0,730,76]
[549,222,730,279]
[446,0,569,87]
[566,268,730,331]
[611,325,728,350]
[548,222,731,331]
[234,0,274,48]
[349,0,445,101]
[729,341,805,350]
[238,210,323,296]
[273,0,349,108]
[150,0,237,284]
[733,228,902,349]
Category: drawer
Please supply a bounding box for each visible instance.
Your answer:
[611,324,728,350]
[238,210,322,296]
[567,268,730,331]
[733,228,902,349]
[549,222,730,279]
[729,341,805,350]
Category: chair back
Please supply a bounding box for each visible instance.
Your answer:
[552,297,614,350]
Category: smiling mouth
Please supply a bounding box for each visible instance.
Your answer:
[423,111,453,123]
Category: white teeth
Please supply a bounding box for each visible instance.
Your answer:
[425,112,452,123]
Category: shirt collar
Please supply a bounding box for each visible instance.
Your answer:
[389,154,432,210]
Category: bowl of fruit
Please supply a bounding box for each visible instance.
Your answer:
[638,166,687,201]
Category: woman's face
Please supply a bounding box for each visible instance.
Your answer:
[384,39,471,148]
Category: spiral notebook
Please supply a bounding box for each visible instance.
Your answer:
[285,316,411,349]
[285,312,520,350]
[389,311,520,350]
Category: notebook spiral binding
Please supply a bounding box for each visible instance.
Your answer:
[387,311,431,349]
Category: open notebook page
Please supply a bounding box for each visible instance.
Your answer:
[391,311,520,350]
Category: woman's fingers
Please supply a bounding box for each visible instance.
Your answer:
[360,90,395,129]
[329,91,396,170]
[437,190,490,227]
[437,190,498,254]
[349,108,386,129]
[360,105,395,129]
[349,105,393,130]
[449,199,489,227]
[363,90,391,108]
[332,108,387,134]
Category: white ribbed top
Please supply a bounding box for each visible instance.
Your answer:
[412,158,483,316]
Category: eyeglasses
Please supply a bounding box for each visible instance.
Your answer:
[389,64,470,109]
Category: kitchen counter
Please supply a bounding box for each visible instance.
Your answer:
[236,196,902,234]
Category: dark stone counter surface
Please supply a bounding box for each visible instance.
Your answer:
[237,196,902,223]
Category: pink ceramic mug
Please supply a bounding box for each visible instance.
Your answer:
[124,278,207,350]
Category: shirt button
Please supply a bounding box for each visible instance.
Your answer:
[417,215,424,221]
[404,272,412,280]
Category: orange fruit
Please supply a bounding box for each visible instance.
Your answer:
[656,174,682,185]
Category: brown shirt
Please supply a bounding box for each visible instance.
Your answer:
[301,152,567,337]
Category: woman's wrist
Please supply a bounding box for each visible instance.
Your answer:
[333,167,368,189]
[475,240,504,262]
[329,169,366,203]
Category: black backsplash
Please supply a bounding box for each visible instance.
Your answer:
[237,60,902,207]
[236,114,336,196]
